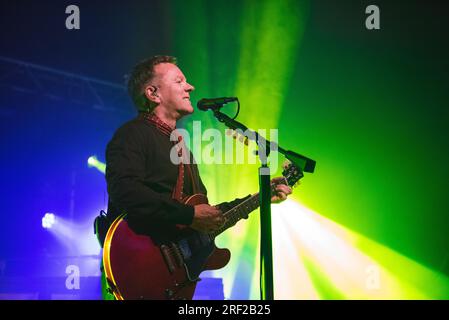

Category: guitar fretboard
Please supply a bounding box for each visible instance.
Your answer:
[207,181,278,239]
[199,165,302,248]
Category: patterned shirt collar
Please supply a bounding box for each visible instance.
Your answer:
[139,112,175,137]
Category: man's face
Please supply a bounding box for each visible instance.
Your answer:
[152,63,195,117]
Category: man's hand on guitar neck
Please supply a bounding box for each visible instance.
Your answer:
[190,177,293,232]
[271,176,293,204]
[190,204,224,233]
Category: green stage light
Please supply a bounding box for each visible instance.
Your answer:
[270,200,449,299]
[87,155,106,174]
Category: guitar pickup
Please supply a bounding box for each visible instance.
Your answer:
[160,244,176,274]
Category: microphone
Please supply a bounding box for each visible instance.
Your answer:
[197,97,238,111]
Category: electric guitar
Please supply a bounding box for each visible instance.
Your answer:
[102,162,303,300]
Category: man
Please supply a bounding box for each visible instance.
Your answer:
[100,55,292,299]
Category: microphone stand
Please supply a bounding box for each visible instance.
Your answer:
[210,107,316,300]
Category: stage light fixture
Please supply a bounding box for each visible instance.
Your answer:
[42,213,56,229]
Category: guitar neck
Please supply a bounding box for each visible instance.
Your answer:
[209,192,262,238]
[206,164,302,239]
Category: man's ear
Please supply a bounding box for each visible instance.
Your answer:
[144,85,160,104]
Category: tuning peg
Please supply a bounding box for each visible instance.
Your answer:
[225,129,234,136]
[282,160,291,169]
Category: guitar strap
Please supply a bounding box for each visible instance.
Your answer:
[186,158,199,195]
[171,135,185,201]
[171,133,199,201]
[138,112,197,202]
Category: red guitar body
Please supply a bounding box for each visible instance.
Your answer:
[102,194,231,300]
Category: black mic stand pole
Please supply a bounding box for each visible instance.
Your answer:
[256,134,274,300]
[210,107,315,300]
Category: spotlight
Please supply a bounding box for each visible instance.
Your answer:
[87,155,106,174]
[87,156,97,167]
[42,213,56,229]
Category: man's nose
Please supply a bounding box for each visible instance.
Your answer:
[186,82,195,92]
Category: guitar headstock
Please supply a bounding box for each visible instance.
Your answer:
[281,160,303,188]
[225,129,304,189]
